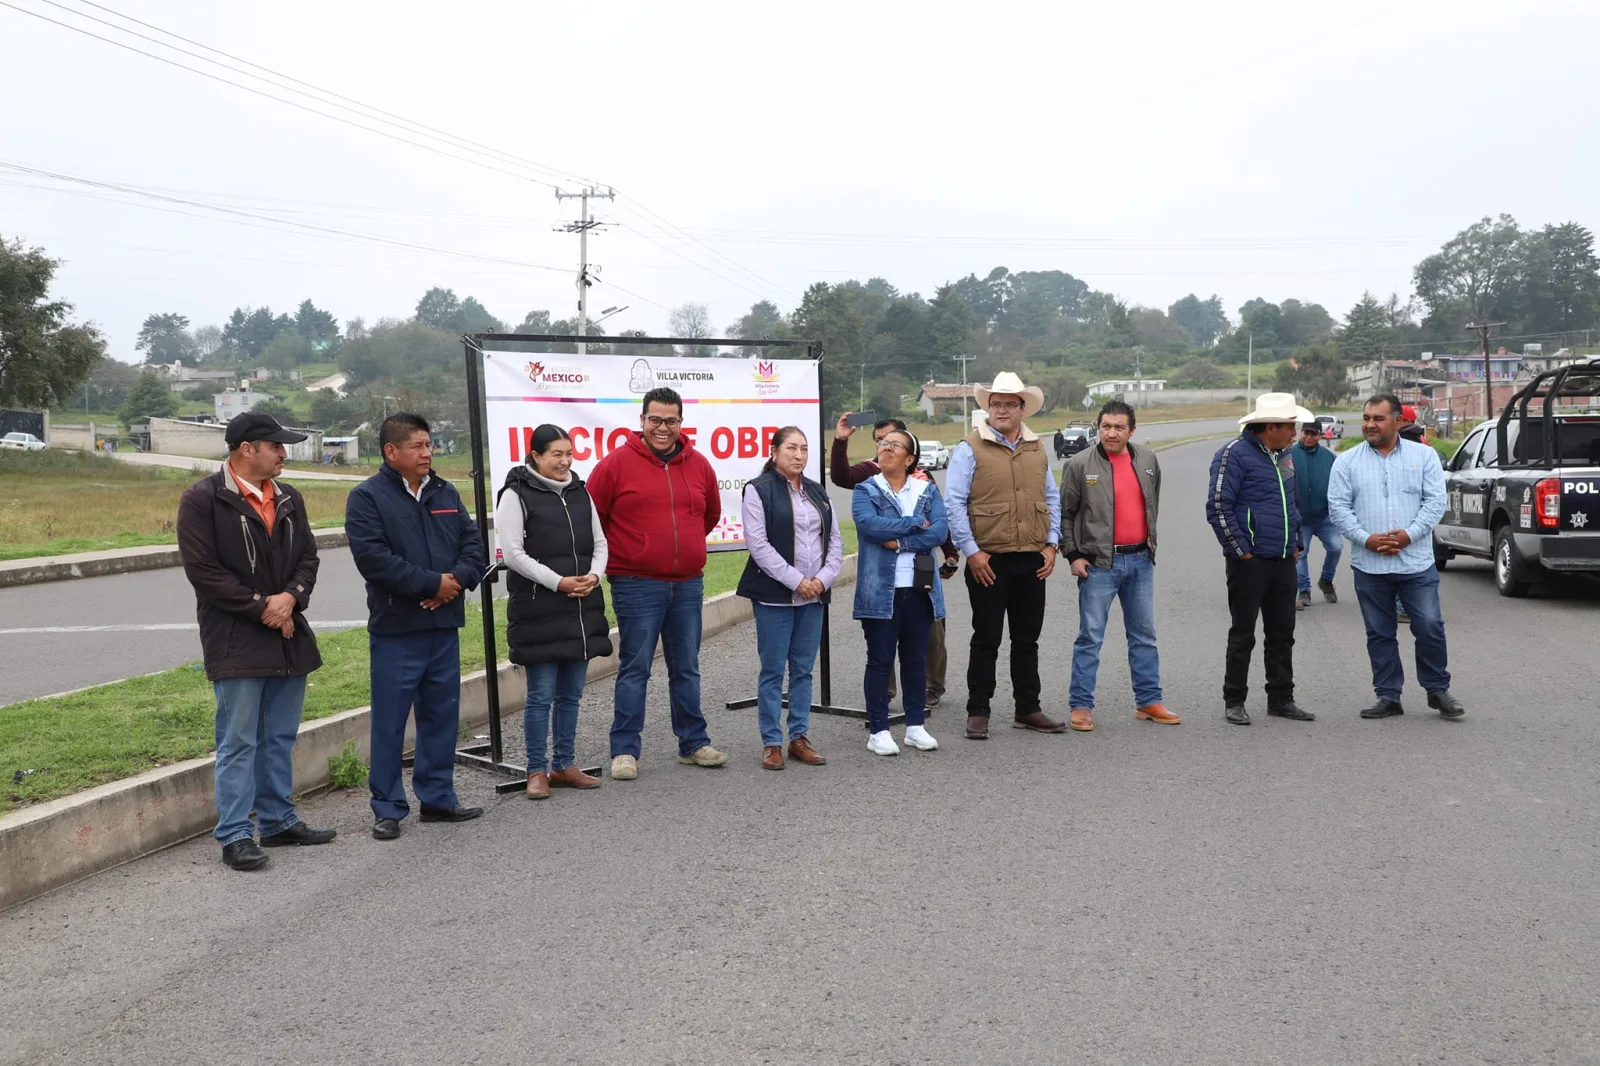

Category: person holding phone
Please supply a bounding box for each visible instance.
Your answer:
[851,429,948,756]
[738,427,844,770]
[833,412,959,710]
[496,424,612,799]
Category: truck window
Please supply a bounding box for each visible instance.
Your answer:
[1476,430,1500,469]
[1449,429,1484,472]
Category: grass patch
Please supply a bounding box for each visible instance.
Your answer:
[0,449,354,559]
[0,522,858,812]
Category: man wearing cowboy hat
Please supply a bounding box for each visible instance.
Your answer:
[1204,393,1317,727]
[945,371,1066,739]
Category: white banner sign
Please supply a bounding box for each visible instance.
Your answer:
[483,352,822,550]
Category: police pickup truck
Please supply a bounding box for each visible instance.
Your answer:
[1433,358,1600,597]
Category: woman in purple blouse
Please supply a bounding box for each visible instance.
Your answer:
[735,427,845,770]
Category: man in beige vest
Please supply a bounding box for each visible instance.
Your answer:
[945,372,1066,739]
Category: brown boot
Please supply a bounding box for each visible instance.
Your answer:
[549,766,600,789]
[1013,710,1067,733]
[762,745,785,771]
[525,772,550,800]
[1069,708,1094,732]
[787,735,826,766]
[965,715,990,740]
[1135,703,1181,725]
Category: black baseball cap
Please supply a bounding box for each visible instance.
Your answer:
[226,412,308,447]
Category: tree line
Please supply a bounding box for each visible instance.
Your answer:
[4,214,1597,429]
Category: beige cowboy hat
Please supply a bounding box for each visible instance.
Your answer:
[1239,391,1315,426]
[974,371,1045,419]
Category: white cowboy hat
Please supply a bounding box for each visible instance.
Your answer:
[1239,392,1315,425]
[974,371,1045,419]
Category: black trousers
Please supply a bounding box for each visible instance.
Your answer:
[965,551,1047,718]
[1223,555,1297,708]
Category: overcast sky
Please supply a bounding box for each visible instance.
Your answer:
[4,0,1596,363]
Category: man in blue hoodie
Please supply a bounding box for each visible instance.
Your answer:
[1293,422,1342,609]
[346,413,488,840]
[1205,394,1315,727]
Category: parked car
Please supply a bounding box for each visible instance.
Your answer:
[918,440,950,470]
[0,431,46,452]
[1056,425,1092,459]
[1315,415,1345,439]
[1433,359,1600,596]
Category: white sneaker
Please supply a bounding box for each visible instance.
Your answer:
[903,724,939,751]
[866,730,900,756]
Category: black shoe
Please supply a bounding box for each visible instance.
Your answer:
[1268,703,1316,721]
[1428,691,1466,719]
[1225,704,1251,726]
[260,822,337,847]
[1360,698,1405,719]
[419,804,484,823]
[1318,578,1337,603]
[372,818,401,841]
[222,839,269,870]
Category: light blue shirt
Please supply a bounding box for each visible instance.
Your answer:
[945,426,1061,557]
[870,473,931,587]
[1327,438,1447,575]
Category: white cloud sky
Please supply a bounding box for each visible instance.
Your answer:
[3,0,1596,360]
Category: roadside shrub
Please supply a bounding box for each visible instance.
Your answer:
[327,740,369,790]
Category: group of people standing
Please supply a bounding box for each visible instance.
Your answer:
[177,374,1464,872]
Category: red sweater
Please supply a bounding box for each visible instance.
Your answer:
[587,432,721,580]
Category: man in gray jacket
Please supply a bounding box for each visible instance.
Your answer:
[1058,401,1177,730]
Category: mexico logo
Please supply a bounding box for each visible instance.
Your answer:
[525,361,590,389]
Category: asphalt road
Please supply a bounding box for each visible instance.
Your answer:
[4,436,1598,1066]
[0,415,1247,706]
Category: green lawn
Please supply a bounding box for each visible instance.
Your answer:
[0,523,858,813]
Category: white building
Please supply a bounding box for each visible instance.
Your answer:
[214,388,271,422]
[1087,378,1165,395]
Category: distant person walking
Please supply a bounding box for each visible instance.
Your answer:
[852,429,948,756]
[496,425,611,801]
[945,371,1066,739]
[346,413,488,840]
[1293,422,1342,609]
[587,387,729,780]
[177,412,335,871]
[1059,401,1176,730]
[1327,394,1464,721]
[832,412,958,710]
[739,427,844,770]
[1204,394,1315,726]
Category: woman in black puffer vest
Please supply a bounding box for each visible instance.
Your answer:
[495,425,613,800]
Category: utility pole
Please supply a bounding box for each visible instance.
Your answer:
[1465,320,1506,421]
[1246,331,1253,414]
[952,352,979,424]
[554,186,615,356]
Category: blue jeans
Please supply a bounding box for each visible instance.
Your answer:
[524,660,588,773]
[753,602,824,747]
[862,587,933,733]
[1352,567,1452,700]
[211,674,307,845]
[369,629,462,822]
[609,575,711,759]
[1297,517,1343,592]
[1069,550,1162,709]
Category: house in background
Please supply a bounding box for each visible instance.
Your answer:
[1087,378,1165,396]
[917,381,973,420]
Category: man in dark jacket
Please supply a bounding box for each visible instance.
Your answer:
[586,387,727,779]
[1293,422,1342,609]
[346,413,487,840]
[177,412,335,871]
[1204,394,1315,726]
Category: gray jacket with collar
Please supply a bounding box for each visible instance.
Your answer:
[1058,442,1161,569]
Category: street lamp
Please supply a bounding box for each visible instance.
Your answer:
[590,305,629,328]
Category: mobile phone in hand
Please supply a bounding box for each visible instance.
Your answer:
[844,409,877,429]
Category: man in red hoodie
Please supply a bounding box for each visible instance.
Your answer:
[587,386,729,779]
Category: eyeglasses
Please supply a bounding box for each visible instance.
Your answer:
[988,400,1023,411]
[876,440,911,453]
[644,416,682,429]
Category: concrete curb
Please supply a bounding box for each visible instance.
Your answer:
[0,555,857,911]
[0,529,349,588]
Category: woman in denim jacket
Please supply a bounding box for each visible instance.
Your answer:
[851,429,949,756]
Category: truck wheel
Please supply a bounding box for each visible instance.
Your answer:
[1433,534,1451,571]
[1493,526,1532,598]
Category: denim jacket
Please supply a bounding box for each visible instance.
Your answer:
[850,477,949,621]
